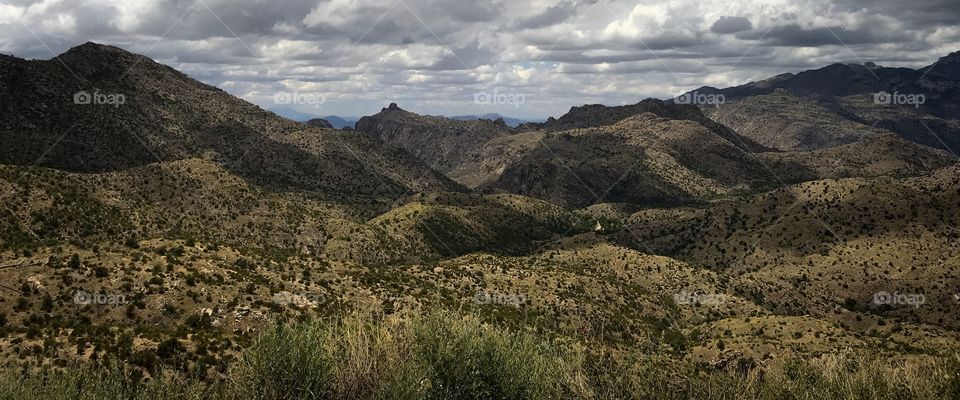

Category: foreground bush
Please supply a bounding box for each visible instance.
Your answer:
[231,310,586,399]
[0,310,957,399]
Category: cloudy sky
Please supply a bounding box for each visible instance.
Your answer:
[1,0,959,119]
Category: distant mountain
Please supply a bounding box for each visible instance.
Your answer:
[360,97,953,208]
[448,113,536,128]
[267,107,358,129]
[267,106,321,122]
[490,112,779,208]
[305,118,333,128]
[703,89,890,151]
[682,56,960,154]
[519,99,769,152]
[323,115,359,129]
[924,50,960,80]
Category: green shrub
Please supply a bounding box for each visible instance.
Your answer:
[231,310,585,400]
[0,311,957,400]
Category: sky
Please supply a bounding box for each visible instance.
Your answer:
[1,0,959,119]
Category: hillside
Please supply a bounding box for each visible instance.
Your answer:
[704,89,889,151]
[593,165,960,335]
[688,58,960,154]
[0,43,458,198]
[356,103,514,188]
[0,43,959,398]
[491,113,777,208]
[520,98,769,152]
[0,159,577,264]
[358,98,952,210]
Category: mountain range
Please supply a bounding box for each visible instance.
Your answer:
[684,52,960,154]
[0,42,958,384]
[448,113,539,128]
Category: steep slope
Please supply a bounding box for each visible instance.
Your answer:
[0,43,458,198]
[835,93,960,155]
[688,56,960,154]
[600,165,960,331]
[924,50,960,80]
[0,159,575,264]
[760,133,957,180]
[490,113,780,208]
[357,100,772,197]
[356,104,514,188]
[519,98,768,152]
[704,89,890,151]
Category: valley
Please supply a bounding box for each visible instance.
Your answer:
[1,43,959,399]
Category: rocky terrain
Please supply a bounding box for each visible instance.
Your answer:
[356,103,516,188]
[0,43,958,396]
[360,98,953,208]
[688,52,960,154]
[0,43,457,199]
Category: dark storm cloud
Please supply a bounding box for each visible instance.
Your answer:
[839,0,960,25]
[429,40,499,70]
[511,0,599,30]
[301,0,503,45]
[710,16,752,34]
[626,34,704,50]
[737,23,912,47]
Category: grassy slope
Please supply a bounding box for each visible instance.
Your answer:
[1,310,957,400]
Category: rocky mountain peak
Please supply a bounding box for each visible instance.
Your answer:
[926,50,960,79]
[54,42,161,81]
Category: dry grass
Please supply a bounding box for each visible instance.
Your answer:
[0,310,957,400]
